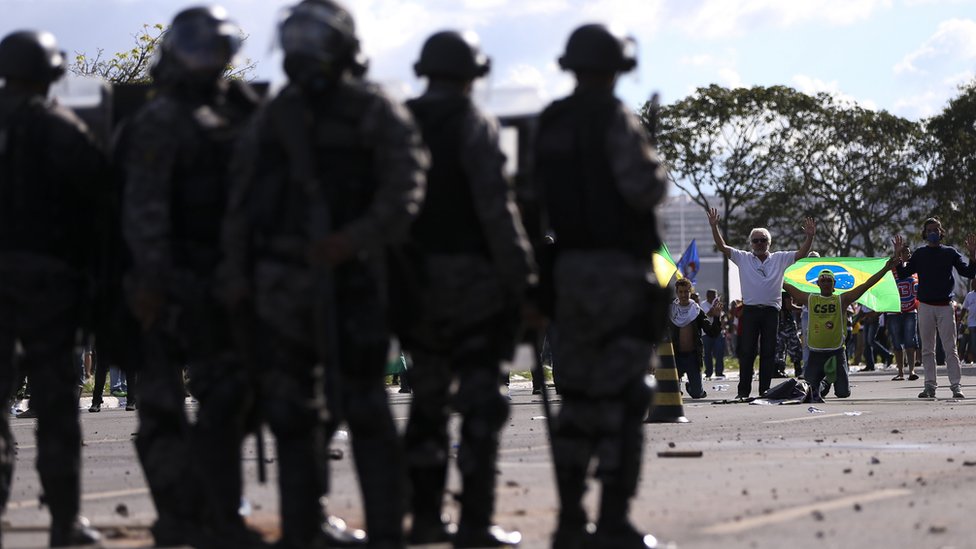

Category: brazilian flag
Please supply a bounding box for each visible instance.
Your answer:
[652,243,681,287]
[784,257,899,312]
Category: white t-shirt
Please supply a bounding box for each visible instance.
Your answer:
[964,291,976,327]
[729,248,797,310]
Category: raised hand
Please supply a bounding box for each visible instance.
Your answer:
[892,234,905,253]
[802,217,816,237]
[707,207,720,227]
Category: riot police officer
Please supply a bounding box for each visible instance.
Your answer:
[220,1,427,547]
[120,6,263,547]
[534,24,669,549]
[0,30,104,547]
[401,30,535,548]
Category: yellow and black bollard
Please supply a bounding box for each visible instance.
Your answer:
[645,340,689,423]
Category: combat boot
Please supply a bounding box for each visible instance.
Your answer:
[407,465,453,545]
[310,515,367,548]
[452,524,521,548]
[591,484,657,549]
[585,522,658,549]
[49,516,102,548]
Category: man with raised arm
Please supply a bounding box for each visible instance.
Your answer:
[707,208,815,398]
[893,218,976,399]
[784,258,895,402]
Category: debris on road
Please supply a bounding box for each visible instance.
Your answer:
[657,450,703,458]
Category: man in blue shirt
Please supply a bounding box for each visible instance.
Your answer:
[894,218,976,399]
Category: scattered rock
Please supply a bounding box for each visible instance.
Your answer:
[853,503,862,512]
[929,525,947,534]
[514,509,527,516]
[114,503,129,518]
[843,468,852,474]
[668,442,676,448]
[947,458,955,463]
[815,439,824,443]
[505,480,520,488]
[812,510,825,521]
[870,457,881,465]
[962,461,976,467]
[891,429,901,434]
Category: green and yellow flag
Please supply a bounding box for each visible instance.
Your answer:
[784,257,899,312]
[653,243,681,287]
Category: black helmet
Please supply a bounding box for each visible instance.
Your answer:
[278,0,367,79]
[153,5,242,81]
[558,24,637,73]
[0,30,66,83]
[414,30,490,80]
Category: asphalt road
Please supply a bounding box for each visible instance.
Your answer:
[5,356,976,548]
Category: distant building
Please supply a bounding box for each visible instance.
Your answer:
[658,194,740,300]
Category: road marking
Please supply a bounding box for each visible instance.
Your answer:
[764,411,870,424]
[701,488,911,535]
[6,488,149,510]
[16,437,134,450]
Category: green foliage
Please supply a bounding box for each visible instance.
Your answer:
[69,23,258,84]
[924,79,976,245]
[70,23,165,84]
[641,84,933,298]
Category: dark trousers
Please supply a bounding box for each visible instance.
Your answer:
[702,334,725,378]
[135,326,202,527]
[737,305,779,397]
[0,261,83,529]
[404,324,511,533]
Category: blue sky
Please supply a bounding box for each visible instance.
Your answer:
[3,0,975,119]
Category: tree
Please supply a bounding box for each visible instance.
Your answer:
[69,23,257,84]
[924,79,976,245]
[641,85,821,297]
[740,98,927,257]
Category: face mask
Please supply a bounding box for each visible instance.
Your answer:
[927,231,941,244]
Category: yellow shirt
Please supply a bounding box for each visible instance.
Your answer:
[807,293,845,350]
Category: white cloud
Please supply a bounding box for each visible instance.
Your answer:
[676,0,893,39]
[893,89,946,118]
[893,18,976,75]
[791,74,878,110]
[718,67,744,88]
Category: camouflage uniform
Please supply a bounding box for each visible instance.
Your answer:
[401,84,535,543]
[775,308,803,376]
[222,79,427,548]
[536,88,668,547]
[122,79,258,544]
[0,89,105,541]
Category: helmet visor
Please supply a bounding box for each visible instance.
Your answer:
[166,19,242,73]
[279,14,349,63]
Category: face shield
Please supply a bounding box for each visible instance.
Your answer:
[277,2,360,91]
[163,14,242,76]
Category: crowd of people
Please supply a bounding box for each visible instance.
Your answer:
[664,214,976,404]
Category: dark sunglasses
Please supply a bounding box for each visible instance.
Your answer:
[751,238,768,244]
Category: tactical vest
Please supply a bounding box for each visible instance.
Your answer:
[406,95,489,256]
[251,83,378,247]
[168,90,255,273]
[0,95,86,267]
[536,92,658,257]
